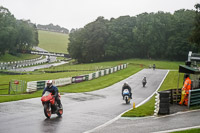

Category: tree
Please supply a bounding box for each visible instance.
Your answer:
[105,16,135,60]
[68,28,86,63]
[168,9,196,60]
[68,9,198,63]
[190,3,200,49]
[14,20,39,53]
[37,23,69,34]
[0,6,39,55]
[68,17,109,63]
[0,6,17,55]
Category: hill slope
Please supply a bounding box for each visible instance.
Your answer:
[38,30,69,54]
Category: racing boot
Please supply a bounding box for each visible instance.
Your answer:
[130,93,132,99]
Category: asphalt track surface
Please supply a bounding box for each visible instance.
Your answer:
[11,59,68,72]
[0,69,168,133]
[92,110,200,133]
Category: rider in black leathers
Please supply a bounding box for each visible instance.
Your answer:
[121,82,132,99]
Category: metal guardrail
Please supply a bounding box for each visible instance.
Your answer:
[188,88,200,107]
[30,50,70,58]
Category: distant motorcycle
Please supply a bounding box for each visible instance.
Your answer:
[122,89,131,104]
[153,64,156,70]
[41,91,63,118]
[142,77,147,87]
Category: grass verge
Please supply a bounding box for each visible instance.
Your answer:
[0,53,41,62]
[171,128,200,133]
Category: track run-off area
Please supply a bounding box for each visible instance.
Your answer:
[0,69,187,133]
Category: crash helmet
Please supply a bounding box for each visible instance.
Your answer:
[47,80,53,87]
[124,82,129,85]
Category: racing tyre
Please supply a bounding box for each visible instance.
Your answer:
[57,104,63,117]
[44,103,51,118]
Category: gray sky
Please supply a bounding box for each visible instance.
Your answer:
[0,0,199,30]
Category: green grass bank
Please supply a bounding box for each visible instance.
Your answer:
[0,53,41,62]
[38,30,69,54]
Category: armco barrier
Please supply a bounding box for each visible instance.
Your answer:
[27,78,72,92]
[0,56,46,70]
[26,63,128,93]
[37,81,46,90]
[26,81,37,92]
[88,73,93,80]
[54,77,72,86]
[85,75,89,81]
[72,76,86,83]
[27,80,46,92]
[92,73,96,79]
[188,88,200,107]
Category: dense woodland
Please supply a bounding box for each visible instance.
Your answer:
[0,6,39,56]
[37,24,69,34]
[68,4,200,63]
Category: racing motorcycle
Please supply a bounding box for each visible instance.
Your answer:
[122,89,131,104]
[41,91,63,118]
[142,77,147,87]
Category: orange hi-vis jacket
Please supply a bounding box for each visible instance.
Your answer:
[182,77,191,94]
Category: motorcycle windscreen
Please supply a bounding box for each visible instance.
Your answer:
[43,91,51,96]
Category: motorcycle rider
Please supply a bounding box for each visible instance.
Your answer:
[153,64,156,70]
[122,82,132,99]
[42,80,62,108]
[142,77,147,87]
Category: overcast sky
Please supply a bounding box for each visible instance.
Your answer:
[0,0,199,30]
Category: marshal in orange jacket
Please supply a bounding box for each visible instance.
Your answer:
[182,77,191,94]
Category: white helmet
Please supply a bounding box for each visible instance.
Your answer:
[47,80,53,87]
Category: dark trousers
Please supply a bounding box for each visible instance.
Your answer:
[55,96,61,106]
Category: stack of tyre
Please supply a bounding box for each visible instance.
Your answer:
[158,91,170,115]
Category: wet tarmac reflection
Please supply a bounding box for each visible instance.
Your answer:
[40,116,62,133]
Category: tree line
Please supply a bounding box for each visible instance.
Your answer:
[0,6,39,56]
[37,24,69,34]
[68,7,200,63]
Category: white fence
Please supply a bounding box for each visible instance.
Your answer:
[0,56,44,70]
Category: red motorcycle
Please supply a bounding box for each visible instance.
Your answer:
[41,91,63,118]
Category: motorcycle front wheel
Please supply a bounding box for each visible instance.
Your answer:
[44,103,51,118]
[57,104,63,117]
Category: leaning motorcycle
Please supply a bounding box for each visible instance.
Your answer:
[41,91,63,118]
[123,89,131,104]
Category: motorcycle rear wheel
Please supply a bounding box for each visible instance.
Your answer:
[44,103,51,118]
[125,97,130,104]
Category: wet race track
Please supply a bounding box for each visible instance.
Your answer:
[0,69,168,133]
